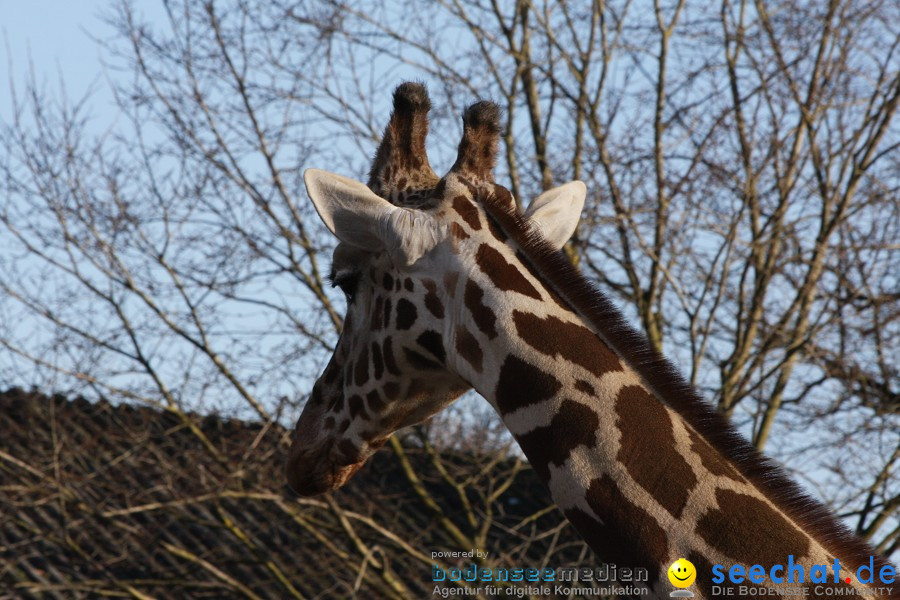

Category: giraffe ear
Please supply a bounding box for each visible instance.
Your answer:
[524,181,587,250]
[304,169,442,266]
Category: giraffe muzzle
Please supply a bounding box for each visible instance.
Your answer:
[284,442,367,496]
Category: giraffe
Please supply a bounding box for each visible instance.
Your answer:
[286,82,897,599]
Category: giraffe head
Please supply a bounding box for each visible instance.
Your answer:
[286,83,585,496]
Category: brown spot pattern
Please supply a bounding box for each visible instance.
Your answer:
[575,380,595,396]
[371,342,384,381]
[423,280,445,318]
[515,399,598,482]
[383,298,392,330]
[450,222,469,241]
[686,427,745,483]
[382,337,401,375]
[563,509,618,567]
[495,355,562,414]
[564,474,668,583]
[404,278,414,292]
[696,488,811,572]
[475,244,540,299]
[416,330,445,364]
[354,346,370,386]
[615,385,696,519]
[512,311,622,377]
[404,348,442,370]
[485,213,508,243]
[348,395,367,419]
[396,299,417,330]
[464,279,497,339]
[516,250,569,309]
[455,325,483,373]
[457,175,479,197]
[687,551,717,600]
[382,273,394,290]
[452,195,482,230]
[366,390,385,413]
[443,272,459,296]
[383,382,400,401]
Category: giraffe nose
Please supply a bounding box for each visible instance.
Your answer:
[285,427,370,496]
[284,458,329,496]
[286,443,332,496]
[286,423,331,495]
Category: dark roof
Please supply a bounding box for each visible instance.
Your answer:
[0,389,591,599]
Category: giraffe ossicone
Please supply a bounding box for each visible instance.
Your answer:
[286,82,895,599]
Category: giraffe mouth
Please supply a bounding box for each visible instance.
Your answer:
[285,447,367,496]
[285,424,373,496]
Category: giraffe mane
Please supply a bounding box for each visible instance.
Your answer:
[478,188,891,574]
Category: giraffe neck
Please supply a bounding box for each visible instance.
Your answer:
[446,200,889,599]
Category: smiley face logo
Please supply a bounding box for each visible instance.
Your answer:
[668,558,696,588]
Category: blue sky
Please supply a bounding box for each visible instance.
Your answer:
[1,1,166,117]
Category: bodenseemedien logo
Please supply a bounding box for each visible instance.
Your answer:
[668,558,697,598]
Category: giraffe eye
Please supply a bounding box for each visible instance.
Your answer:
[332,273,360,302]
